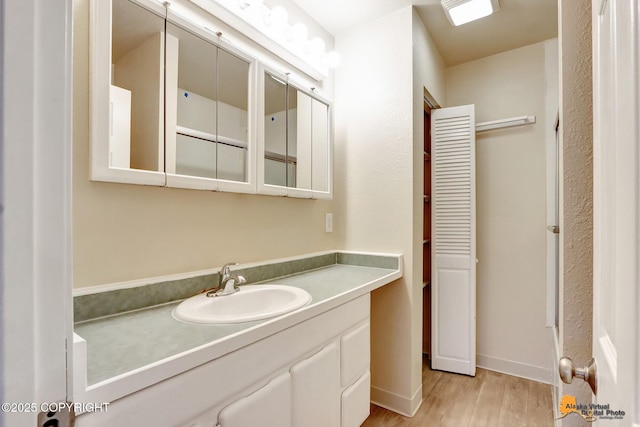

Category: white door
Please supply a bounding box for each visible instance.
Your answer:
[430,105,477,376]
[591,0,639,423]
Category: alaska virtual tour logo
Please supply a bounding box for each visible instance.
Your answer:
[557,395,626,422]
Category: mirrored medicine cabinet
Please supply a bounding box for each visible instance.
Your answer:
[259,69,331,199]
[90,0,331,198]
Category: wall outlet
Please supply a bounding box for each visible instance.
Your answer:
[325,213,333,233]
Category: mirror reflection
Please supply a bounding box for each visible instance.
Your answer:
[286,86,299,188]
[166,23,251,182]
[217,49,250,181]
[168,23,218,179]
[264,73,290,186]
[311,99,329,192]
[291,88,312,190]
[111,0,165,172]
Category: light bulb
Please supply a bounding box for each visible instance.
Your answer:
[324,51,341,68]
[291,23,308,41]
[309,37,326,55]
[265,6,288,28]
[243,0,264,21]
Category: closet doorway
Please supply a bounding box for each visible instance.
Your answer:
[422,101,432,359]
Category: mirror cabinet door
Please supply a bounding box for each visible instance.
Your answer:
[290,87,313,191]
[264,73,288,187]
[165,23,252,186]
[311,98,330,194]
[166,23,218,180]
[286,85,298,188]
[217,48,251,183]
[100,0,166,181]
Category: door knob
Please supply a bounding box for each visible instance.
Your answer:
[559,357,597,395]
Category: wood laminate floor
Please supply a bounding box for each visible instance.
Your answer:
[362,357,555,427]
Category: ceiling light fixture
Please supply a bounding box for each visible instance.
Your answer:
[441,0,500,26]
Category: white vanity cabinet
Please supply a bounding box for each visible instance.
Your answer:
[75,295,372,427]
[213,336,366,427]
[216,343,340,427]
[218,372,292,427]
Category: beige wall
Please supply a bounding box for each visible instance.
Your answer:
[412,6,446,395]
[558,0,593,422]
[73,0,338,289]
[446,41,553,382]
[334,6,446,416]
[412,9,447,108]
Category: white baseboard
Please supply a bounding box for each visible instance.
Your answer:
[370,384,423,417]
[477,354,552,384]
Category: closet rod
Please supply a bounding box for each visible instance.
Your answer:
[476,115,536,133]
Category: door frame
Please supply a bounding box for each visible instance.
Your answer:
[556,0,596,417]
[1,0,74,425]
[422,101,432,358]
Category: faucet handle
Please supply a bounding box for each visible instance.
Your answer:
[220,262,238,276]
[228,275,246,294]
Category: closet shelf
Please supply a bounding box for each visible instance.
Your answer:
[475,115,536,132]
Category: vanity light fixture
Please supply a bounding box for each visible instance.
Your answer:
[324,51,341,68]
[263,5,288,28]
[190,0,340,80]
[441,0,499,26]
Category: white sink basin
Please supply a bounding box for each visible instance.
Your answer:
[172,284,312,324]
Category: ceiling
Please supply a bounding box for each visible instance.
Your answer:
[291,0,558,66]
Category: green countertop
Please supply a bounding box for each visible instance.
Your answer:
[75,262,400,386]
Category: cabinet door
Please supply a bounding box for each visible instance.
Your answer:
[218,372,291,427]
[90,0,167,185]
[291,343,340,427]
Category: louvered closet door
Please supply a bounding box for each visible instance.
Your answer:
[431,104,476,376]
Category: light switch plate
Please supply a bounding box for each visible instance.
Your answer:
[325,213,333,233]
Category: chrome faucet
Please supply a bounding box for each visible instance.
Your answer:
[207,262,246,297]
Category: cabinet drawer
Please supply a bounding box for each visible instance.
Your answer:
[341,371,371,427]
[340,322,370,386]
